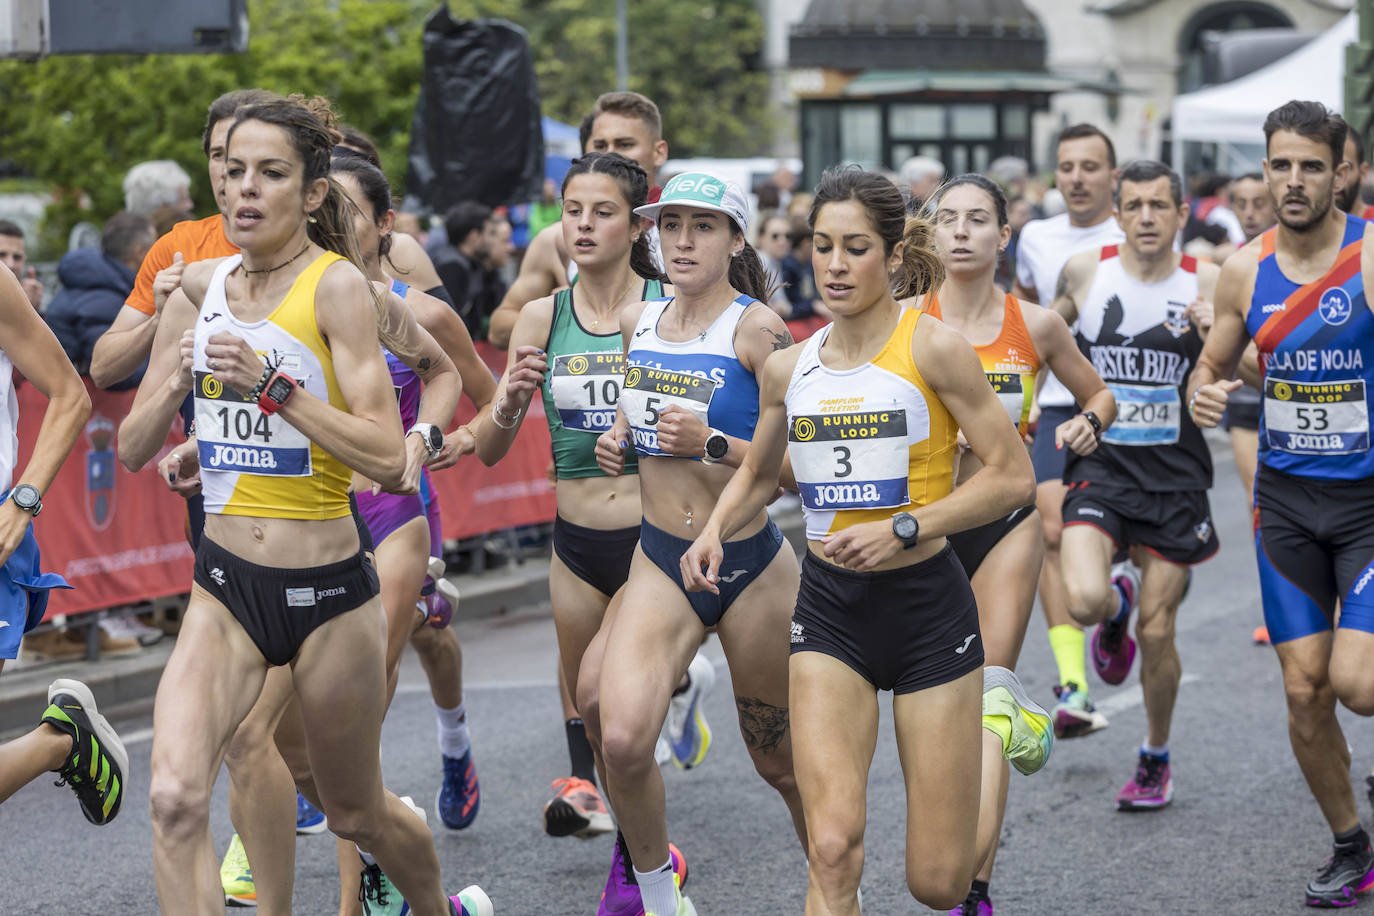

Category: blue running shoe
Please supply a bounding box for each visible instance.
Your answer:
[665,653,714,770]
[296,790,327,835]
[437,749,480,830]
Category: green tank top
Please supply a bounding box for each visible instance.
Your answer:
[541,279,663,479]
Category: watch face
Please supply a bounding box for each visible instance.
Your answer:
[894,514,917,540]
[11,485,38,509]
[266,377,293,402]
[427,426,443,450]
[706,434,728,459]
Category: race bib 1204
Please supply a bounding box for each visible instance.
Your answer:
[1102,382,1180,446]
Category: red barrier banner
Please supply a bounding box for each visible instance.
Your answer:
[17,381,195,619]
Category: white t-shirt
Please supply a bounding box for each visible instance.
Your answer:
[1015,213,1124,407]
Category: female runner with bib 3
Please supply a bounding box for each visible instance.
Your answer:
[579,172,808,916]
[682,168,1041,915]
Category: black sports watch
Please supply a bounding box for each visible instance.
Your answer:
[1080,409,1104,438]
[8,483,41,518]
[892,512,919,550]
[408,422,444,459]
[702,429,729,465]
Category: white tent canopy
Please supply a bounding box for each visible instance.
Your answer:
[1171,12,1356,172]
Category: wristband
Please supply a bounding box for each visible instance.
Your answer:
[491,402,520,429]
[246,363,275,401]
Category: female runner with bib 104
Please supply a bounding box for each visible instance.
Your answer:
[119,95,490,916]
[578,172,808,916]
[682,167,1042,915]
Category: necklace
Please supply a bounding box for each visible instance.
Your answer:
[670,300,712,340]
[585,275,638,331]
[241,241,311,277]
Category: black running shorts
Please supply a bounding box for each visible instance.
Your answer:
[552,516,639,598]
[948,504,1038,578]
[193,537,380,666]
[791,544,984,694]
[1062,481,1218,566]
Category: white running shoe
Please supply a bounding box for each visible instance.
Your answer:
[664,652,715,769]
[99,613,163,646]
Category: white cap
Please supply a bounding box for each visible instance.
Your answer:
[634,172,751,235]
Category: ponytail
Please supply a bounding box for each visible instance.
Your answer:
[629,233,666,284]
[893,215,944,300]
[728,239,775,303]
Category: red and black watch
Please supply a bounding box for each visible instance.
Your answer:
[257,371,297,416]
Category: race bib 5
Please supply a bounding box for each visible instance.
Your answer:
[619,364,717,457]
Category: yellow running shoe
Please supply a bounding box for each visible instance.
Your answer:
[982,665,1053,776]
[220,833,256,907]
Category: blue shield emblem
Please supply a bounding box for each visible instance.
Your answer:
[84,416,115,530]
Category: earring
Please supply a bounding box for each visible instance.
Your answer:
[308,215,318,224]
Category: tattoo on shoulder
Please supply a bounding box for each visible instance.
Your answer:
[764,326,794,352]
[735,695,789,753]
[417,357,432,372]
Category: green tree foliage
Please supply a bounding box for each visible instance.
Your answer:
[0,0,768,256]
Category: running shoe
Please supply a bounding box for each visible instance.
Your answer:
[1254,626,1272,645]
[1305,837,1374,908]
[296,790,327,834]
[42,678,128,825]
[542,776,613,838]
[981,665,1053,776]
[1092,561,1140,685]
[220,833,257,907]
[598,835,689,916]
[424,557,460,629]
[359,797,426,915]
[450,885,495,916]
[99,612,164,646]
[1051,682,1110,739]
[949,896,993,915]
[1116,751,1173,810]
[647,889,697,916]
[665,652,714,769]
[437,748,480,830]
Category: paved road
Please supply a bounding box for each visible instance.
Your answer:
[5,435,1374,915]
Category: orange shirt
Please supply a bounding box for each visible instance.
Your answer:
[126,215,238,316]
[923,292,1041,435]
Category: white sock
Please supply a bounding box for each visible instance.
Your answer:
[356,846,376,867]
[435,701,470,759]
[633,858,678,916]
[1141,740,1169,758]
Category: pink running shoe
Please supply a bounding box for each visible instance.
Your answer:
[1092,562,1140,685]
[1116,751,1173,810]
[949,897,993,915]
[598,836,688,916]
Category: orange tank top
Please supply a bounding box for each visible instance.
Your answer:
[923,292,1040,435]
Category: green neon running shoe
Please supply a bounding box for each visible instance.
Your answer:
[41,678,128,826]
[220,833,257,906]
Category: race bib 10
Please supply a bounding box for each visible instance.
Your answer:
[548,351,624,433]
[789,410,909,510]
[1264,378,1369,456]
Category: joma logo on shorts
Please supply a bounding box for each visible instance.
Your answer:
[209,444,278,469]
[811,483,880,505]
[1355,567,1374,596]
[316,586,347,599]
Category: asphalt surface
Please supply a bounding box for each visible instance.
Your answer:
[5,433,1374,915]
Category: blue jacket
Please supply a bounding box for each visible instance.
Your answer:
[43,247,144,389]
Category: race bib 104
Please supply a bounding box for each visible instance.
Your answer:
[548,351,624,433]
[193,370,312,476]
[1102,382,1180,446]
[1264,378,1369,456]
[789,410,909,510]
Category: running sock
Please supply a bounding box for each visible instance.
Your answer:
[633,858,679,916]
[970,879,991,902]
[565,717,598,785]
[1110,577,1133,623]
[435,701,470,759]
[1141,742,1169,760]
[1047,625,1088,692]
[357,847,376,867]
[1335,825,1370,849]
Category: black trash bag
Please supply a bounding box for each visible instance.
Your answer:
[404,6,544,214]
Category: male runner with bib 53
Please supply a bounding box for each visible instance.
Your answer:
[1189,99,1374,909]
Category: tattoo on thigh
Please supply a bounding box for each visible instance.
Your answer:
[735,695,788,753]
